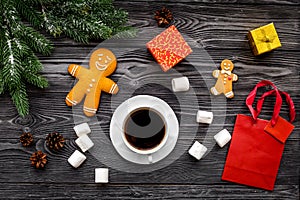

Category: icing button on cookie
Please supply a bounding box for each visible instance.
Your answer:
[89,84,93,88]
[87,89,91,93]
[92,79,96,83]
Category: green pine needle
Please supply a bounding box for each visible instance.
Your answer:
[111,27,137,39]
[10,85,29,117]
[15,0,42,28]
[0,70,4,94]
[21,25,53,55]
[40,0,135,43]
[24,74,49,88]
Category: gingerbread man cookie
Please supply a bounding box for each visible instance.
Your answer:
[210,59,238,98]
[66,48,119,116]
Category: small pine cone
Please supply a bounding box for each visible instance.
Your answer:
[154,7,173,27]
[20,132,34,147]
[46,132,65,151]
[30,151,47,169]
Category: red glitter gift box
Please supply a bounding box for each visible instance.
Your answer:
[146,25,193,72]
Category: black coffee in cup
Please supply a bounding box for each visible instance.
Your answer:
[124,107,166,150]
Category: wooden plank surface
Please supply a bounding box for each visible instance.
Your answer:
[0,1,299,199]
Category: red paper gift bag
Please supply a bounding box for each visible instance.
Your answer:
[222,80,296,190]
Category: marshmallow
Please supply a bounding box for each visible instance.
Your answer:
[68,150,86,168]
[188,141,207,160]
[214,129,231,148]
[95,168,109,183]
[75,134,94,152]
[172,77,190,92]
[196,110,213,124]
[73,123,91,137]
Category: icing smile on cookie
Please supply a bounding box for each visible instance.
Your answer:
[95,61,108,70]
[95,54,112,71]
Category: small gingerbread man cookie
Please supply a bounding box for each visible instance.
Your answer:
[210,59,238,98]
[66,48,119,116]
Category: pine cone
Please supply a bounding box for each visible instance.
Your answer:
[154,7,173,27]
[46,132,65,151]
[30,151,47,169]
[20,132,33,147]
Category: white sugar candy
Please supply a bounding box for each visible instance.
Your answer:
[188,141,207,160]
[95,168,109,183]
[196,110,213,124]
[68,150,86,168]
[214,129,231,148]
[73,123,91,137]
[75,134,94,152]
[172,77,190,92]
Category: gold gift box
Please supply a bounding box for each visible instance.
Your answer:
[248,23,281,56]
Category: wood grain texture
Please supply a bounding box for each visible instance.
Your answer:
[0,1,299,199]
[127,0,300,5]
[0,138,298,184]
[0,184,298,199]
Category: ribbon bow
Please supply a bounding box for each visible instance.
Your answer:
[257,28,276,50]
[221,70,231,76]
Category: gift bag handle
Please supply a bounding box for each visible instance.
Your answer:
[246,80,282,126]
[256,90,295,123]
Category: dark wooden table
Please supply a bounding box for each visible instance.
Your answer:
[0,1,299,199]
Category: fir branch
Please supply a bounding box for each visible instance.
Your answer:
[2,35,23,92]
[22,53,43,74]
[0,28,3,94]
[0,0,51,116]
[0,0,135,116]
[20,25,53,55]
[0,26,4,94]
[11,38,31,59]
[10,84,29,117]
[62,20,90,43]
[22,54,48,88]
[15,0,42,28]
[24,73,48,89]
[0,69,3,94]
[111,26,137,39]
[40,0,135,42]
[40,6,63,37]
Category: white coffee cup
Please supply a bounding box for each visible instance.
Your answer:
[121,104,169,163]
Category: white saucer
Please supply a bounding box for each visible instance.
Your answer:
[110,95,179,164]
